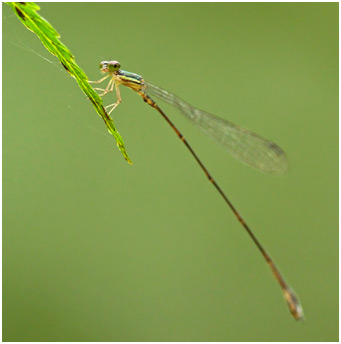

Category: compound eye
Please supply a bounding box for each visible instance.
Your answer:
[108,60,121,72]
[99,61,107,69]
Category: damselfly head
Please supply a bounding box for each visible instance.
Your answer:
[99,60,121,73]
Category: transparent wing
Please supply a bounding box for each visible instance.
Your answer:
[145,82,288,175]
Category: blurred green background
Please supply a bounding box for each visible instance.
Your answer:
[3,2,338,341]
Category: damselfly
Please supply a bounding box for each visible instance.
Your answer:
[89,60,303,320]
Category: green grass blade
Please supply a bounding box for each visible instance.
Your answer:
[7,2,132,164]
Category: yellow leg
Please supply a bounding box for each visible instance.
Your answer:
[106,83,122,115]
[88,75,110,84]
[95,78,115,96]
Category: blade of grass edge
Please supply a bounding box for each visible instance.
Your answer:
[7,2,132,164]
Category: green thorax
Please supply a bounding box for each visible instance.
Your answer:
[117,70,143,84]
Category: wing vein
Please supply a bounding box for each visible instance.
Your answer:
[145,82,288,175]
